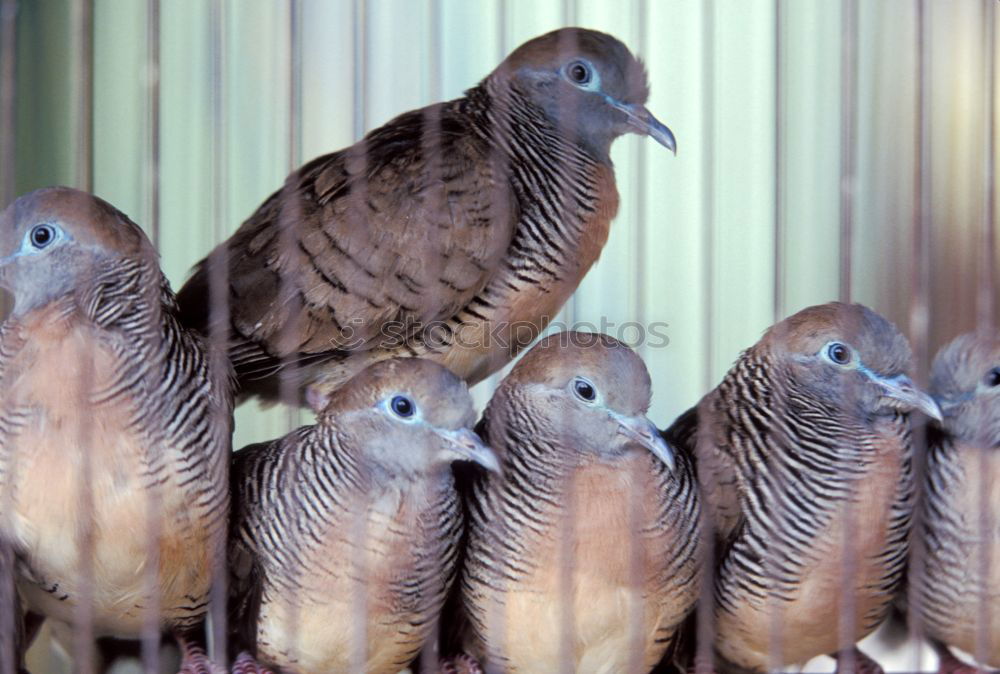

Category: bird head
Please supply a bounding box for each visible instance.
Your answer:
[761,302,941,423]
[0,186,155,317]
[930,332,1000,449]
[490,331,675,471]
[319,358,499,476]
[490,27,676,162]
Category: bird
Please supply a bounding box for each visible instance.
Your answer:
[458,331,701,673]
[662,301,942,674]
[0,187,233,668]
[227,357,499,674]
[175,27,677,410]
[913,331,1000,672]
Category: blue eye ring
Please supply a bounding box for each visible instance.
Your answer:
[573,377,596,402]
[986,367,1000,388]
[29,224,56,250]
[566,60,592,86]
[390,395,415,418]
[827,342,851,365]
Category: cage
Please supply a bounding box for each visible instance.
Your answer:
[1,0,998,672]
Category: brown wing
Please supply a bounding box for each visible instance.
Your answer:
[178,99,517,363]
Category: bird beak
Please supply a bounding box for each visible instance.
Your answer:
[614,414,676,471]
[437,427,501,474]
[606,98,677,154]
[873,374,943,422]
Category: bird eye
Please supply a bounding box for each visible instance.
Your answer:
[566,60,592,86]
[826,342,851,365]
[29,224,56,250]
[986,367,1000,388]
[390,395,415,418]
[573,377,596,402]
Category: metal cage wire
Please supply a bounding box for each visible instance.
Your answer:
[0,0,998,672]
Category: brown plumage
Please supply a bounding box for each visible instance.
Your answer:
[459,332,700,673]
[175,27,676,409]
[664,302,941,673]
[915,332,1000,670]
[228,358,498,674]
[0,188,233,665]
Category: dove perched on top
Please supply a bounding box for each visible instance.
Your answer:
[459,332,700,673]
[664,302,942,673]
[176,27,676,409]
[0,187,232,667]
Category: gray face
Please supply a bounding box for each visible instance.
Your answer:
[768,303,940,423]
[324,358,499,477]
[493,332,675,470]
[0,187,151,317]
[496,28,676,161]
[931,333,1000,448]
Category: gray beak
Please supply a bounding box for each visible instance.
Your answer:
[437,427,501,474]
[607,98,677,154]
[874,374,943,422]
[615,414,676,471]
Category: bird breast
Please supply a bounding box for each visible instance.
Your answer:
[255,476,461,674]
[0,308,218,636]
[919,444,1000,666]
[474,452,693,673]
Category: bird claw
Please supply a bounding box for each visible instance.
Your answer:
[175,635,227,674]
[833,647,885,674]
[438,652,485,674]
[231,651,277,674]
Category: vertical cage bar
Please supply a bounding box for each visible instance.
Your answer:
[695,2,717,672]
[282,0,301,433]
[71,1,96,667]
[975,1,997,663]
[206,0,229,663]
[632,0,647,350]
[562,0,578,329]
[909,0,931,376]
[145,0,161,248]
[700,1,716,395]
[348,1,369,668]
[0,6,17,665]
[905,4,931,671]
[276,0,307,663]
[980,0,996,335]
[772,0,784,323]
[73,0,93,192]
[838,0,857,303]
[0,0,15,210]
[352,0,368,142]
[141,2,163,669]
[627,2,649,670]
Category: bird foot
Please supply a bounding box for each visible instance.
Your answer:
[175,635,227,674]
[438,652,485,674]
[231,651,277,674]
[833,647,885,674]
[936,647,989,674]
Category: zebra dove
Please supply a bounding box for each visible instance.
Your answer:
[915,332,1000,672]
[0,187,233,668]
[664,302,941,673]
[229,358,498,674]
[175,27,676,409]
[459,331,700,673]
